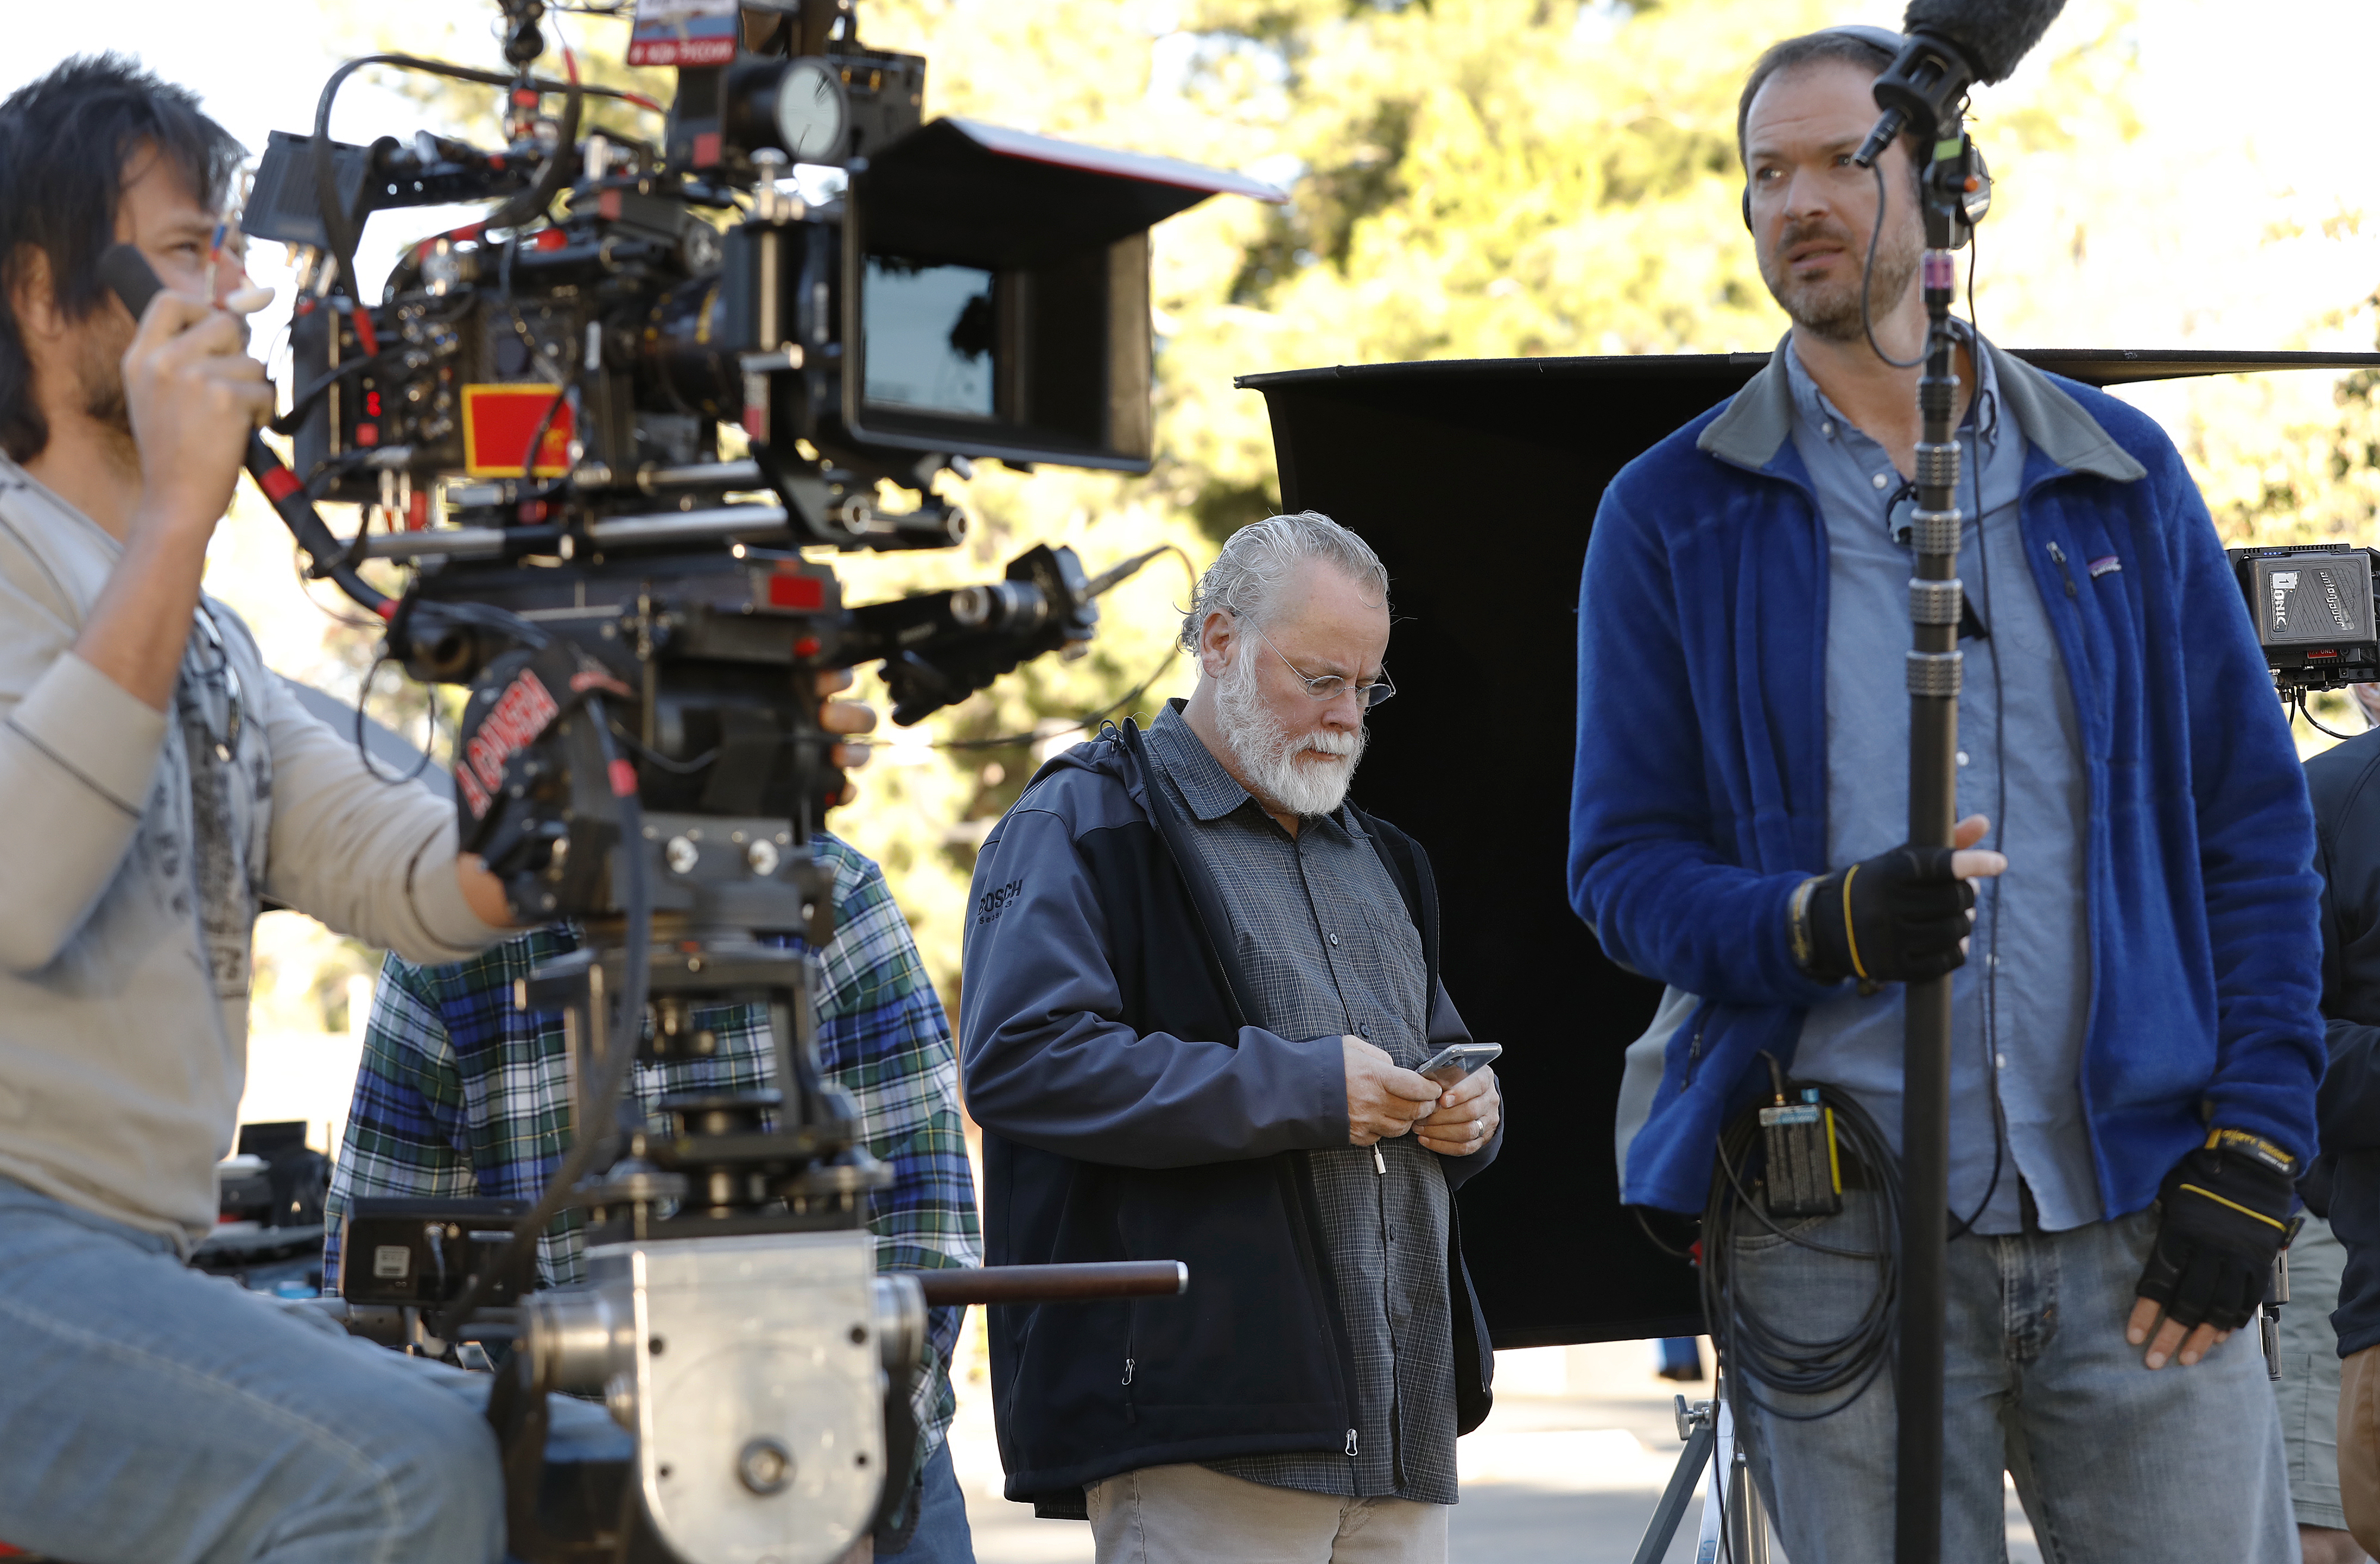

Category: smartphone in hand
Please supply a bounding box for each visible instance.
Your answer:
[1414,1041,1501,1086]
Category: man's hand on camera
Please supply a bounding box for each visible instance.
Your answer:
[1344,1037,1438,1146]
[122,289,273,540]
[1795,813,2006,985]
[1416,1065,1500,1157]
[2128,1129,2299,1370]
[816,667,877,803]
[456,852,514,928]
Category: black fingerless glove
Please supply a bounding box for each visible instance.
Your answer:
[2134,1130,2301,1333]
[1790,844,1977,985]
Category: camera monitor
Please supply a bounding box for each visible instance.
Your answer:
[2230,544,2380,688]
[843,118,1282,471]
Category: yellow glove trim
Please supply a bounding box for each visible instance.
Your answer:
[2176,1181,2290,1233]
[1841,863,1869,982]
[2204,1127,2300,1179]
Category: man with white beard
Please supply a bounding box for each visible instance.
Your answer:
[959,511,1504,1564]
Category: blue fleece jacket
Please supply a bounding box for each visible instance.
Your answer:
[1569,337,2323,1217]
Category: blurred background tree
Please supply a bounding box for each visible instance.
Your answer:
[346,0,1879,996]
[13,0,2369,1021]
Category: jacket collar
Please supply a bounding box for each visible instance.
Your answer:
[1148,700,1253,822]
[1698,331,2147,484]
[1145,698,1360,840]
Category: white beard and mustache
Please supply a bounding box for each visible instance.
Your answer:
[1214,641,1368,818]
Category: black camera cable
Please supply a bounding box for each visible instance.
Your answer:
[350,658,440,787]
[308,48,656,305]
[2296,689,2363,740]
[1703,1061,1903,1426]
[486,237,581,503]
[1860,159,1927,372]
[440,697,652,1339]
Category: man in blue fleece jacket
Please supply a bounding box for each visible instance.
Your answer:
[1569,28,2323,1560]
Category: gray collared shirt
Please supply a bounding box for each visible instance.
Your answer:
[1784,334,2102,1233]
[1144,703,1461,1503]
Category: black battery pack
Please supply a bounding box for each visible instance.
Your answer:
[1760,1089,1843,1218]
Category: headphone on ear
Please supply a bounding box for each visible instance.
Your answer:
[1741,24,1920,234]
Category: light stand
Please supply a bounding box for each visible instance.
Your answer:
[1893,132,1984,1564]
[1631,1377,1773,1564]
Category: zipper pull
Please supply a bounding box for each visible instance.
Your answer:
[2048,540,2078,598]
[1122,1358,1135,1386]
[1345,1428,1359,1457]
[1373,1145,1386,1175]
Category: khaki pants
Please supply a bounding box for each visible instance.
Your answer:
[1085,1463,1446,1564]
[2343,1342,2380,1553]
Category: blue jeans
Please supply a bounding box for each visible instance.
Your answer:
[0,1176,513,1563]
[879,1440,977,1563]
[1727,1189,2294,1563]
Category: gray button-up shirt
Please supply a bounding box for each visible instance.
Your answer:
[1784,334,2101,1233]
[1145,703,1463,1503]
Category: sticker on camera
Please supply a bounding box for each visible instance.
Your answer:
[628,0,738,67]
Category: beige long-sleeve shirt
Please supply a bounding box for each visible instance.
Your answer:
[0,456,505,1249]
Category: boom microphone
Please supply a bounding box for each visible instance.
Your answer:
[1853,0,2066,166]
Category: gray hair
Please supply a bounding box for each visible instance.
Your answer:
[1178,510,1390,654]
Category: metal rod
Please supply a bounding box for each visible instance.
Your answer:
[907,1261,1188,1306]
[356,504,793,560]
[587,505,791,549]
[1727,1434,1771,1564]
[1631,1412,1717,1564]
[1894,158,1968,1564]
[362,526,509,560]
[570,458,766,491]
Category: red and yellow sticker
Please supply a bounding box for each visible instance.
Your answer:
[461,384,574,478]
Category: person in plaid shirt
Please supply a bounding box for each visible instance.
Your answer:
[323,830,982,1563]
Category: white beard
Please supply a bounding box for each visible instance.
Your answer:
[1215,647,1368,818]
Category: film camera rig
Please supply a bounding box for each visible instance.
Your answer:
[101,2,1282,1559]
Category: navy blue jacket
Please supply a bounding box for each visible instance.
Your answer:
[959,717,1498,1512]
[2304,728,2380,1355]
[1570,338,2323,1217]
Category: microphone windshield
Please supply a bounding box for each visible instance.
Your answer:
[1899,0,2066,83]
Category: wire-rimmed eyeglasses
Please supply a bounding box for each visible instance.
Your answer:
[1241,615,1395,710]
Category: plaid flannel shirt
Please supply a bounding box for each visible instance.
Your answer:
[322,832,980,1455]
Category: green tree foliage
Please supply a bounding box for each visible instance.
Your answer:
[751,0,1849,992]
[317,0,2378,981]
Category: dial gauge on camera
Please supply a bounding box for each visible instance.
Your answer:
[774,58,848,163]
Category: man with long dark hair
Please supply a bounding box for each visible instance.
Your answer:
[0,55,525,1562]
